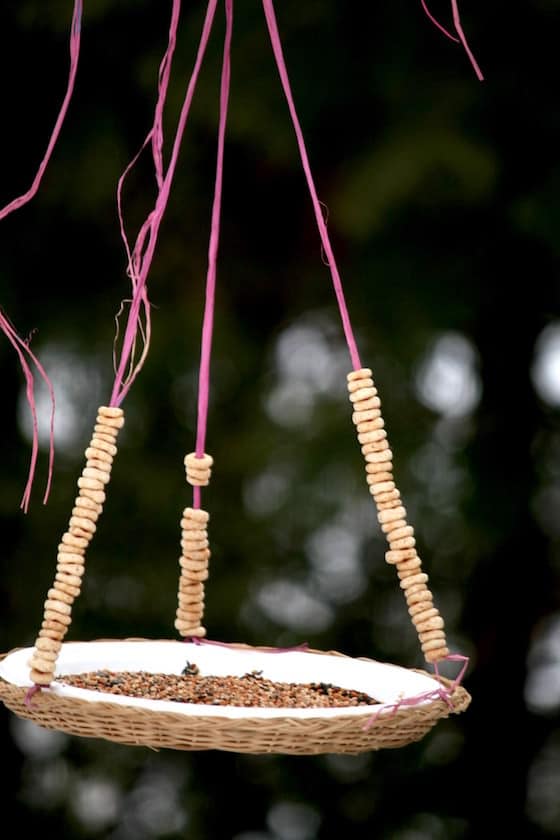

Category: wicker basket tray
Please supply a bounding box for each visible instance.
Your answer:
[0,639,470,754]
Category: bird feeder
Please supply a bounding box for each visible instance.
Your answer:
[0,0,474,754]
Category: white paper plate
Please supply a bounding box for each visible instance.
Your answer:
[0,640,440,720]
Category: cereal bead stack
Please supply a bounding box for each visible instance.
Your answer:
[176,451,213,638]
[347,369,448,663]
[175,506,210,638]
[28,406,125,685]
[184,452,213,486]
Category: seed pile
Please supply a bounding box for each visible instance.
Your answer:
[57,668,378,708]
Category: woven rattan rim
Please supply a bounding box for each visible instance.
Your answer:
[0,640,470,754]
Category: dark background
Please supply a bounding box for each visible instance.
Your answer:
[1,1,559,837]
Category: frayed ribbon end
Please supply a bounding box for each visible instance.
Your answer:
[183,637,309,654]
[24,684,44,708]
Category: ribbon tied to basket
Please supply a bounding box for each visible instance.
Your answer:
[0,0,476,753]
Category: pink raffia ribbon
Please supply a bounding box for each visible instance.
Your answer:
[262,0,361,372]
[421,0,484,80]
[363,653,469,730]
[0,0,82,509]
[112,0,183,404]
[0,311,56,512]
[110,0,219,408]
[192,0,233,510]
[24,683,44,708]
[192,0,362,512]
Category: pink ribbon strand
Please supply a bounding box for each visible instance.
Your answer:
[0,0,82,219]
[24,684,43,707]
[450,0,484,81]
[192,0,234,510]
[185,637,309,653]
[110,0,219,407]
[112,0,184,404]
[0,0,81,508]
[0,312,56,512]
[363,653,469,730]
[421,0,484,80]
[261,0,362,371]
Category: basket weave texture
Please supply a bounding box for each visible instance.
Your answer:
[0,643,470,754]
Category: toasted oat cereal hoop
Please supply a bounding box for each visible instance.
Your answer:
[348,368,448,663]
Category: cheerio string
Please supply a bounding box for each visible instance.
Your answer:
[192,0,233,510]
[261,0,361,372]
[110,0,219,407]
[0,0,82,509]
[262,1,470,677]
[421,0,484,80]
[0,0,82,220]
